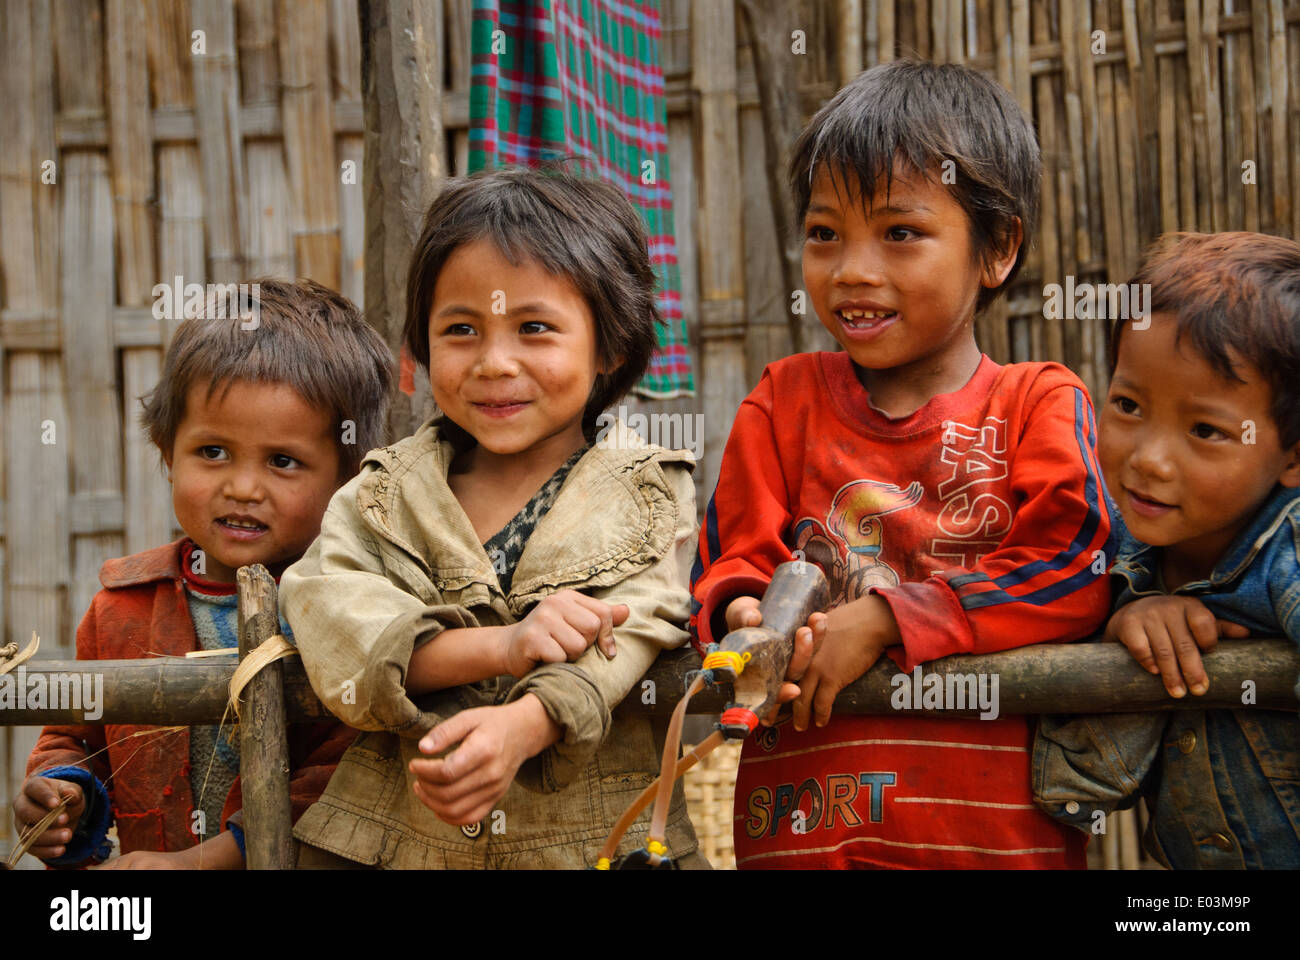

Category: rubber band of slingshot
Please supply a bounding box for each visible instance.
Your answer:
[229,634,298,721]
[595,729,725,867]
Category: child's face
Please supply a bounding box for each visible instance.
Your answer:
[801,162,1015,375]
[1099,313,1300,577]
[426,238,604,458]
[165,379,342,583]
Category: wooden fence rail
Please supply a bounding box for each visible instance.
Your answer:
[4,639,1297,726]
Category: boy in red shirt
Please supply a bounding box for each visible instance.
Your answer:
[13,280,393,868]
[690,60,1113,868]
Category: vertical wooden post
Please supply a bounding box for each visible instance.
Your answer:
[692,0,747,496]
[360,0,446,441]
[236,564,294,870]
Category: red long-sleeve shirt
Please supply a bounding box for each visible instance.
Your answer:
[691,352,1114,868]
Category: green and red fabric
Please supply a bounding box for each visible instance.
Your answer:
[467,0,693,398]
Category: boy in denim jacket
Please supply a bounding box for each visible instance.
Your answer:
[1035,232,1300,868]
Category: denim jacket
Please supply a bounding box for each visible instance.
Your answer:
[1034,485,1300,868]
[279,416,703,868]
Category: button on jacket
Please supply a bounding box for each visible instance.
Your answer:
[279,416,702,869]
[1033,486,1300,868]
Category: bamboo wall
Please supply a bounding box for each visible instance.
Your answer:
[1,0,1296,866]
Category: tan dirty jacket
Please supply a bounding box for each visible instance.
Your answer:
[279,416,702,868]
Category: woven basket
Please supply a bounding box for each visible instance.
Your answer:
[681,739,743,870]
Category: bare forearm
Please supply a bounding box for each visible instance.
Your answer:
[405,626,511,695]
[190,829,245,870]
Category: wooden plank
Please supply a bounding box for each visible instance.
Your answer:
[236,565,294,870]
[1183,0,1211,229]
[1175,53,1197,229]
[190,0,247,283]
[245,143,295,279]
[1268,0,1290,234]
[6,639,1298,725]
[236,0,278,103]
[739,105,789,381]
[122,349,171,555]
[1113,13,1141,274]
[331,0,363,101]
[839,0,863,81]
[1057,0,1090,268]
[1157,38,1180,233]
[278,0,341,289]
[879,0,896,62]
[1286,7,1298,238]
[1032,0,1061,363]
[59,152,124,629]
[949,0,965,63]
[1202,0,1226,233]
[932,0,948,61]
[106,0,156,309]
[1011,0,1030,115]
[146,0,195,108]
[338,136,365,307]
[157,146,208,346]
[1223,0,1244,231]
[1250,0,1275,232]
[6,355,70,653]
[1233,0,1259,232]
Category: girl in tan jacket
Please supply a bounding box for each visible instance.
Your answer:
[280,167,705,869]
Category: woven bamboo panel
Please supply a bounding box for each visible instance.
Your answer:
[682,740,744,870]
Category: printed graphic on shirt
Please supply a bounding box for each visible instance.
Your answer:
[792,478,924,605]
[930,417,1012,572]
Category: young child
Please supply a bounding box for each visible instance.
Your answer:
[279,167,704,869]
[690,59,1114,869]
[14,279,394,868]
[1034,232,1300,868]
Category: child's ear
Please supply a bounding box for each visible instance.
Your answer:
[1279,441,1300,488]
[599,354,626,376]
[980,217,1024,290]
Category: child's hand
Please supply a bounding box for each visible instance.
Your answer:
[1105,595,1249,698]
[792,594,898,731]
[12,775,85,861]
[498,590,629,678]
[410,694,561,826]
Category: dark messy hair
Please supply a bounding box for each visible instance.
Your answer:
[789,59,1041,313]
[1107,231,1300,448]
[140,278,395,478]
[402,165,659,433]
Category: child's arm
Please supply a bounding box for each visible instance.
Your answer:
[690,380,797,651]
[18,596,115,866]
[279,475,486,737]
[412,455,700,821]
[1032,711,1163,832]
[796,379,1114,725]
[405,593,623,694]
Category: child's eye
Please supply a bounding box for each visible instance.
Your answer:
[444,323,475,336]
[199,445,229,461]
[519,320,552,335]
[1111,396,1140,416]
[270,453,300,469]
[886,226,919,241]
[807,225,837,243]
[1190,423,1226,441]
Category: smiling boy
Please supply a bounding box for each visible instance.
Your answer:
[15,280,393,868]
[1035,232,1300,867]
[690,60,1113,868]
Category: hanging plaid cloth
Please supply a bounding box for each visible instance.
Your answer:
[465,0,694,398]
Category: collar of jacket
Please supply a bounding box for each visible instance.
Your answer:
[1112,484,1300,594]
[355,415,695,607]
[98,538,187,589]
